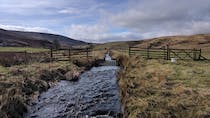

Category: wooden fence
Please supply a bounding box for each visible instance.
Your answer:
[0,47,93,67]
[50,48,92,62]
[0,51,50,66]
[129,45,207,61]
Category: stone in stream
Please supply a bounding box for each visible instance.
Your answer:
[64,70,80,81]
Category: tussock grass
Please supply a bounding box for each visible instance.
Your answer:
[92,50,107,59]
[117,55,210,118]
[0,61,79,118]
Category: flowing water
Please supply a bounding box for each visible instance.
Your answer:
[25,54,122,118]
[105,52,112,61]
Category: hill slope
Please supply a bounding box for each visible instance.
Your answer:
[135,34,210,50]
[96,34,210,51]
[0,28,87,48]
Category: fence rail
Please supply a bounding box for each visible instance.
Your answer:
[129,45,207,61]
[50,48,92,62]
[0,47,94,67]
[0,51,50,66]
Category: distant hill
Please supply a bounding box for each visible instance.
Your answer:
[0,28,87,48]
[135,34,210,50]
[95,34,210,51]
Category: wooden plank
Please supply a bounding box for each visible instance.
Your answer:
[130,50,163,52]
[169,48,198,51]
[129,46,140,49]
[57,59,69,61]
[130,52,165,56]
[183,50,194,59]
[169,50,183,59]
[130,51,147,53]
[130,47,163,50]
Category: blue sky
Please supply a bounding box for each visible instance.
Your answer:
[0,0,210,43]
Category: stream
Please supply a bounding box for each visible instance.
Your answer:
[24,55,122,118]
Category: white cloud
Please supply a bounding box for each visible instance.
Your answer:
[188,21,210,34]
[0,0,51,9]
[67,24,107,42]
[109,0,210,38]
[0,0,54,15]
[67,24,142,43]
[58,8,80,14]
[139,21,210,39]
[99,32,142,42]
[0,24,54,33]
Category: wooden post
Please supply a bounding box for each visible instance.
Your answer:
[128,45,131,56]
[50,48,53,62]
[199,49,202,60]
[68,48,71,62]
[24,50,27,65]
[147,46,150,59]
[163,46,166,60]
[86,48,89,62]
[193,48,196,60]
[166,45,169,60]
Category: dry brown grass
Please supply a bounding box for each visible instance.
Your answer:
[0,61,80,118]
[117,55,210,118]
[92,50,107,59]
[0,51,51,67]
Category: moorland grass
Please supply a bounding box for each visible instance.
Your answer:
[117,55,210,118]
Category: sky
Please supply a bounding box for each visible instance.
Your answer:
[0,0,210,43]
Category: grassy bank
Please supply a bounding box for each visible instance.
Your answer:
[0,61,81,118]
[117,55,210,118]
